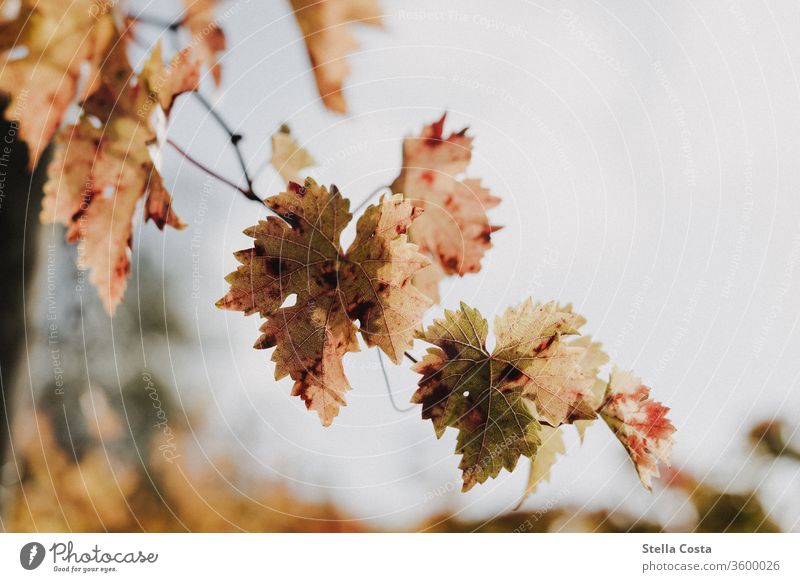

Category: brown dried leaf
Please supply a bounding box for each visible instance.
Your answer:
[217,178,430,425]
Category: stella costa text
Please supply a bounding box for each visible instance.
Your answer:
[642,543,712,554]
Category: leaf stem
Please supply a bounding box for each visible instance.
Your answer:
[128,13,184,31]
[157,22,259,206]
[378,351,415,413]
[190,92,255,197]
[404,351,418,364]
[167,138,263,203]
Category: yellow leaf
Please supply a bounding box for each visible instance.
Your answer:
[270,124,316,183]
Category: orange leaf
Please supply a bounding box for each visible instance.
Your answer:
[218,178,431,425]
[392,113,500,301]
[41,41,199,313]
[181,0,227,86]
[290,0,382,113]
[0,0,115,170]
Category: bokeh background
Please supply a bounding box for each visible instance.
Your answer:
[2,0,800,532]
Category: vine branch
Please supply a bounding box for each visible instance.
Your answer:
[167,138,263,203]
[190,91,255,198]
[128,13,184,31]
[128,11,265,208]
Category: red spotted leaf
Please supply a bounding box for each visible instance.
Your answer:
[41,41,199,313]
[391,113,500,301]
[600,368,675,490]
[493,299,597,426]
[412,300,593,491]
[217,178,431,426]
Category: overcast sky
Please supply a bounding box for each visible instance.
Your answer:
[106,0,800,530]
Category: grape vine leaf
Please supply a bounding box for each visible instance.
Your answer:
[290,0,382,113]
[599,368,675,490]
[560,308,609,441]
[412,300,594,491]
[41,41,200,314]
[517,424,566,507]
[217,178,431,426]
[493,299,598,426]
[0,0,115,170]
[270,124,316,183]
[391,114,501,301]
[181,0,227,86]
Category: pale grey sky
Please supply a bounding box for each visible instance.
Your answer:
[114,0,800,530]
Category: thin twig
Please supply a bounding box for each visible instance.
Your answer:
[167,138,263,203]
[378,351,415,413]
[404,351,418,364]
[190,92,255,195]
[128,13,183,31]
[158,23,258,204]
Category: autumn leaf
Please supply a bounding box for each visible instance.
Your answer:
[41,41,200,313]
[569,332,610,442]
[217,178,431,426]
[575,375,607,443]
[599,368,675,490]
[516,424,566,507]
[290,0,382,113]
[391,113,500,301]
[493,299,597,426]
[270,124,315,183]
[0,0,115,170]
[412,300,594,491]
[181,0,226,86]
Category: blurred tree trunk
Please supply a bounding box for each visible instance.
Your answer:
[0,109,44,511]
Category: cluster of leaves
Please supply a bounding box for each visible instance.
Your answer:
[412,301,675,496]
[42,42,200,312]
[217,179,432,425]
[0,1,205,312]
[219,117,672,496]
[0,0,382,312]
[1,0,676,499]
[219,112,501,419]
